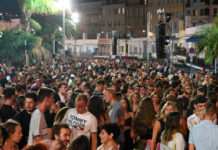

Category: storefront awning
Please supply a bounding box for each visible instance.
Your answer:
[186,37,201,43]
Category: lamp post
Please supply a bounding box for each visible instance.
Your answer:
[147,12,151,71]
[63,8,66,62]
[57,0,70,62]
[71,12,79,57]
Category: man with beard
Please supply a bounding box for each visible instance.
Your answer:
[43,123,71,150]
[14,91,37,149]
[177,83,192,118]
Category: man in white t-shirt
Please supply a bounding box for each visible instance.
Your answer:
[28,87,55,144]
[62,94,97,150]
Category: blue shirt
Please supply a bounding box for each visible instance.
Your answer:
[189,120,218,150]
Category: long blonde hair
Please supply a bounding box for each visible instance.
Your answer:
[157,101,178,120]
[161,112,181,145]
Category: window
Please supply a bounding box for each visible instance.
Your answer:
[205,8,209,16]
[118,8,121,14]
[108,9,111,15]
[187,10,191,15]
[118,20,120,26]
[138,8,140,15]
[193,9,197,16]
[176,11,178,18]
[108,19,112,26]
[205,0,210,4]
[174,23,177,31]
[213,0,218,4]
[122,8,125,14]
[180,11,184,19]
[200,9,205,16]
[214,8,218,16]
[114,8,118,15]
[167,0,170,5]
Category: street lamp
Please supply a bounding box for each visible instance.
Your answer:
[71,12,79,56]
[71,12,79,24]
[57,0,70,62]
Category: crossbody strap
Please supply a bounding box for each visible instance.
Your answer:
[173,133,176,150]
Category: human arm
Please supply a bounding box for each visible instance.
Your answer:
[116,107,125,127]
[130,112,135,138]
[188,127,195,150]
[187,117,192,130]
[91,132,98,150]
[151,121,161,150]
[33,135,43,143]
[117,114,125,127]
[180,118,188,137]
[189,144,195,150]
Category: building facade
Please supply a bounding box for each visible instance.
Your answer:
[146,0,184,34]
[185,0,218,28]
[73,0,103,39]
[125,0,147,38]
[101,0,126,38]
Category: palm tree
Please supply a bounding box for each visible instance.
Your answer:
[196,19,218,64]
[17,0,78,53]
[18,0,58,32]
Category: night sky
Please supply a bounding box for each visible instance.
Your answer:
[0,0,20,14]
[0,0,99,14]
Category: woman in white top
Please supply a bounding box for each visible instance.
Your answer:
[160,112,185,150]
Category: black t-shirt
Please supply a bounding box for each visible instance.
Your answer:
[45,109,55,128]
[13,110,31,149]
[0,104,16,122]
[0,78,8,88]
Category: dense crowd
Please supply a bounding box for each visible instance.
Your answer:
[0,57,217,150]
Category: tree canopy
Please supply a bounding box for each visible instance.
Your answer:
[0,29,38,63]
[196,16,218,64]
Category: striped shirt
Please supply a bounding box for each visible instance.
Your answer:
[189,120,218,150]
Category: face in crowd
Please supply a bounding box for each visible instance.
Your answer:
[55,128,71,148]
[25,97,36,113]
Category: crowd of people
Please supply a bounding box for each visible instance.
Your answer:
[0,57,217,150]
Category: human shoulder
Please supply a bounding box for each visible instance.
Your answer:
[14,110,27,120]
[85,111,97,119]
[175,132,184,139]
[187,113,196,121]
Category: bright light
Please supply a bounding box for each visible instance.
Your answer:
[149,32,155,36]
[56,0,71,10]
[72,12,79,23]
